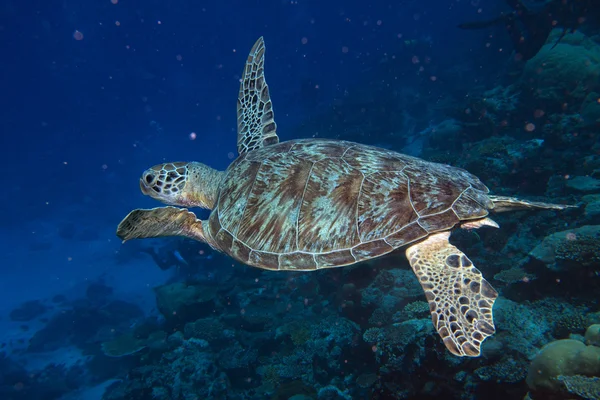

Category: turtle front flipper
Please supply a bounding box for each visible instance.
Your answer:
[406,232,498,357]
[236,37,279,155]
[117,206,208,244]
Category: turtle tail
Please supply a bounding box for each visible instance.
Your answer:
[489,195,577,213]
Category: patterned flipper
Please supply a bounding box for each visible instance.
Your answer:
[236,37,279,155]
[405,232,498,357]
[117,207,206,243]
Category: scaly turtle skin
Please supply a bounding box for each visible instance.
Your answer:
[117,37,573,357]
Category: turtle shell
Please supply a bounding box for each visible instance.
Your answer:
[206,139,492,271]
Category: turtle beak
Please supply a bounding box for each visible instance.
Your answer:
[140,169,159,196]
[140,178,151,195]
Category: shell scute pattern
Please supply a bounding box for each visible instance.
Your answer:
[418,209,461,232]
[248,251,279,271]
[280,252,317,270]
[403,165,470,216]
[357,171,416,242]
[213,227,234,252]
[244,141,295,162]
[352,239,394,261]
[385,222,429,247]
[216,157,261,236]
[231,239,252,263]
[288,140,348,161]
[236,153,311,253]
[214,139,492,270]
[298,157,363,253]
[314,250,356,268]
[342,145,419,173]
[453,187,494,219]
[208,209,221,239]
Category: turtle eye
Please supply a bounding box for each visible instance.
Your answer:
[144,173,155,184]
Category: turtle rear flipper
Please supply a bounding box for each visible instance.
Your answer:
[406,232,498,357]
[489,195,577,213]
[117,207,208,243]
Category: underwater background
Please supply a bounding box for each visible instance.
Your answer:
[1,0,600,399]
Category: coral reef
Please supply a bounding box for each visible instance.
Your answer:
[558,375,600,400]
[9,300,47,322]
[521,30,600,104]
[104,337,229,400]
[9,16,600,400]
[526,335,600,399]
[530,225,600,270]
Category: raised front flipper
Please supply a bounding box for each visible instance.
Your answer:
[117,206,207,243]
[237,37,279,155]
[406,232,498,357]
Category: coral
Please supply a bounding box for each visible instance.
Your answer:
[237,295,285,328]
[9,300,47,321]
[474,357,528,383]
[542,113,586,144]
[0,353,84,399]
[257,364,280,387]
[567,176,600,193]
[493,298,552,358]
[384,320,428,349]
[580,92,600,127]
[290,325,312,346]
[154,282,217,322]
[557,375,600,400]
[521,30,600,103]
[395,300,430,321]
[365,319,433,373]
[469,137,509,157]
[529,225,600,270]
[167,331,185,347]
[553,313,588,338]
[317,385,353,400]
[361,269,423,311]
[506,139,544,161]
[422,118,463,151]
[356,373,378,389]
[289,395,314,400]
[104,338,229,400]
[29,300,143,353]
[217,342,258,370]
[555,234,600,267]
[276,354,310,380]
[363,327,383,344]
[311,316,360,347]
[101,331,168,357]
[368,308,389,327]
[183,318,225,343]
[493,267,536,285]
[265,316,360,384]
[101,333,147,357]
[526,339,600,393]
[583,194,600,220]
[482,85,521,114]
[586,325,600,347]
[272,380,317,399]
[278,320,313,346]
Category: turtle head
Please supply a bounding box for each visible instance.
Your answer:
[139,162,223,209]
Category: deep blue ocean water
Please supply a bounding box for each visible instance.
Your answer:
[2,0,599,399]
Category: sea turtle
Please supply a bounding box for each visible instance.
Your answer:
[117,37,572,357]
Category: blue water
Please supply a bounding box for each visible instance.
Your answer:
[2,0,599,399]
